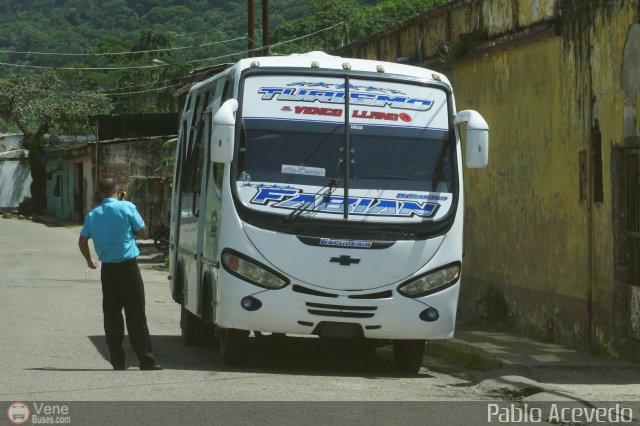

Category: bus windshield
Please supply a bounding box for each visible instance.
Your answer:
[235,74,455,223]
[240,120,452,192]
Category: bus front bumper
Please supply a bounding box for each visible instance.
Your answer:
[215,271,460,340]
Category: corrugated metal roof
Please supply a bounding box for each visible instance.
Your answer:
[0,149,28,159]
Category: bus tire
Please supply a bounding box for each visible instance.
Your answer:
[393,339,425,374]
[201,273,213,323]
[219,328,249,365]
[172,262,184,304]
[181,304,204,346]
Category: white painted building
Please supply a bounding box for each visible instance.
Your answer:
[0,134,32,211]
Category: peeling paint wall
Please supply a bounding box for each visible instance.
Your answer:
[342,0,557,64]
[621,23,640,137]
[481,0,513,35]
[453,38,592,345]
[340,0,640,355]
[518,0,556,27]
[549,0,640,354]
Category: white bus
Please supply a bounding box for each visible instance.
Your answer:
[169,51,488,373]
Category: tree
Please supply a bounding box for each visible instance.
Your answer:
[272,0,449,54]
[154,137,177,175]
[272,0,364,52]
[0,71,111,213]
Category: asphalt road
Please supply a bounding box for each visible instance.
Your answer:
[0,217,502,404]
[4,218,640,426]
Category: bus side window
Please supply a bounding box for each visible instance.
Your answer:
[192,89,213,194]
[180,95,201,193]
[221,77,233,102]
[188,91,211,216]
[210,79,228,194]
[174,118,188,188]
[213,163,223,194]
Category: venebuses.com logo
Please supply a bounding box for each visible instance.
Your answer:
[7,402,30,425]
[6,402,71,425]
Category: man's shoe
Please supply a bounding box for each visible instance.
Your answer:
[112,364,126,371]
[140,364,163,371]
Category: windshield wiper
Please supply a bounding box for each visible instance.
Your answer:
[280,152,344,227]
[281,176,340,228]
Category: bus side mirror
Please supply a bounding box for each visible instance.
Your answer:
[455,110,489,168]
[211,99,238,163]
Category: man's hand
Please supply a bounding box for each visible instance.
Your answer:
[79,236,97,269]
[133,227,145,239]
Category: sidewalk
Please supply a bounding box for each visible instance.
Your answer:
[433,326,640,404]
[440,327,639,369]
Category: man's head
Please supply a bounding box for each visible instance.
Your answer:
[98,178,118,199]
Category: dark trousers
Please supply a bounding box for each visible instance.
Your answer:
[101,259,155,367]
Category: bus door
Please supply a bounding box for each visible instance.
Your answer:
[176,91,208,312]
[196,77,230,321]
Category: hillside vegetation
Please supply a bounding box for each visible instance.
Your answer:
[0,0,448,113]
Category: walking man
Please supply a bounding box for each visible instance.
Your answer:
[78,178,162,371]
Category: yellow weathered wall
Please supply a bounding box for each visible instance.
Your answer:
[457,2,640,350]
[559,1,640,352]
[454,38,591,343]
[342,0,557,64]
[340,0,640,353]
[481,0,514,36]
[518,0,556,27]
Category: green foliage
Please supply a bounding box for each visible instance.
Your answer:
[0,1,255,114]
[0,0,263,70]
[0,0,450,115]
[0,70,110,212]
[0,70,110,139]
[593,328,618,357]
[154,137,177,174]
[440,39,472,62]
[425,342,504,372]
[272,0,450,53]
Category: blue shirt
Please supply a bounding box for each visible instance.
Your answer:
[80,198,145,263]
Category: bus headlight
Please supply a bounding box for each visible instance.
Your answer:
[397,263,461,298]
[221,249,289,289]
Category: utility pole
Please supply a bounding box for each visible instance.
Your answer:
[262,0,269,56]
[247,0,268,57]
[248,0,255,57]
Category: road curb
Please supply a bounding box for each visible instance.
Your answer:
[426,339,506,371]
[426,340,594,405]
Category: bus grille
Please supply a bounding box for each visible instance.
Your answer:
[293,285,338,298]
[306,302,377,319]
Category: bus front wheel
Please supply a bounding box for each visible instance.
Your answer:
[393,340,425,374]
[219,328,249,365]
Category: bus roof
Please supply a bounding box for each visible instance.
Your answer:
[189,51,449,94]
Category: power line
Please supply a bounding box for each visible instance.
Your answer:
[95,75,185,93]
[0,36,247,57]
[64,82,185,97]
[0,24,344,97]
[0,24,341,71]
[189,24,342,64]
[0,61,160,70]
[0,77,184,97]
